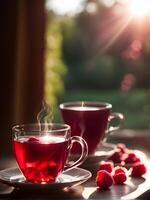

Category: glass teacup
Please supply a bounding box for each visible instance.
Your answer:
[12,123,88,184]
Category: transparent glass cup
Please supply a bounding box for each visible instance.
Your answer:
[12,123,88,184]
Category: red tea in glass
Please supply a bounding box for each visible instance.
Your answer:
[60,102,124,154]
[12,124,88,184]
[13,136,69,183]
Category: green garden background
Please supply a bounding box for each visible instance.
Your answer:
[45,0,150,129]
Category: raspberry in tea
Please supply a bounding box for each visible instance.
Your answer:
[13,135,69,183]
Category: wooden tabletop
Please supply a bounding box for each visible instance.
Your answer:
[0,129,150,200]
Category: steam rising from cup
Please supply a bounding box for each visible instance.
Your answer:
[37,101,53,133]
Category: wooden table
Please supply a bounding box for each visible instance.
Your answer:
[0,129,150,200]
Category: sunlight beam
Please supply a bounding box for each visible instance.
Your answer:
[98,16,132,56]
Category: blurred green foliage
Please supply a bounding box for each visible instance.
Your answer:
[60,1,150,90]
[45,1,150,128]
[45,12,67,106]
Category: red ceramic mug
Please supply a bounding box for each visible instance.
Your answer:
[60,101,124,155]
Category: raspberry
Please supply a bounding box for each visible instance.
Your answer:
[113,173,127,184]
[131,162,147,177]
[113,166,127,175]
[28,136,39,143]
[107,150,122,163]
[99,161,114,173]
[96,170,113,189]
[117,143,128,153]
[124,152,140,164]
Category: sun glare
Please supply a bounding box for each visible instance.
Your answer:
[128,0,150,18]
[47,0,84,15]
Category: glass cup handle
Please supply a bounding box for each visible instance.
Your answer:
[107,112,124,134]
[64,136,88,171]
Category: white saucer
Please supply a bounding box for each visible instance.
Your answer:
[0,167,92,190]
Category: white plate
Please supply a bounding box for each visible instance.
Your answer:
[0,167,92,191]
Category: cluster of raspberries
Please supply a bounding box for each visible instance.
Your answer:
[96,143,147,189]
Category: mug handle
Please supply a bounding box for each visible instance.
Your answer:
[107,112,124,134]
[64,136,88,171]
